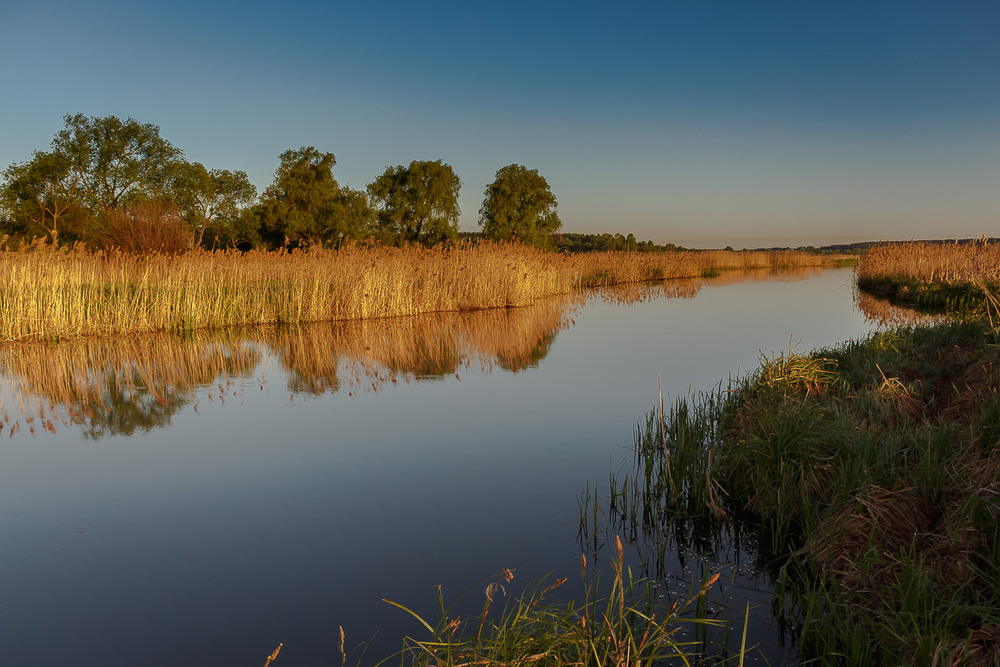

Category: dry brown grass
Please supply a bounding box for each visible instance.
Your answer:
[0,238,844,342]
[856,239,1000,285]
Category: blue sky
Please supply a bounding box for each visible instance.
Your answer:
[1,0,997,247]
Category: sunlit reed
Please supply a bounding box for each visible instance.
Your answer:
[0,238,847,341]
[856,238,1000,285]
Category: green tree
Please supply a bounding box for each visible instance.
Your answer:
[51,113,183,213]
[1,150,89,243]
[368,160,461,246]
[259,147,373,248]
[172,162,257,248]
[479,164,560,247]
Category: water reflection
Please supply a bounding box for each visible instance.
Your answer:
[854,286,948,326]
[0,269,852,440]
[588,266,824,306]
[0,334,261,438]
[0,298,576,438]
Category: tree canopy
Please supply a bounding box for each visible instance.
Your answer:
[368,160,461,246]
[1,150,89,243]
[51,113,183,212]
[258,147,373,248]
[172,162,257,249]
[479,164,560,247]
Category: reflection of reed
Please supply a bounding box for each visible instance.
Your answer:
[702,266,824,287]
[854,288,946,327]
[0,332,261,438]
[590,280,703,306]
[1,298,576,436]
[590,267,824,306]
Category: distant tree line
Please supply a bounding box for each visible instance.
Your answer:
[0,114,564,252]
[553,232,679,253]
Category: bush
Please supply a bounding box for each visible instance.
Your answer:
[96,201,189,254]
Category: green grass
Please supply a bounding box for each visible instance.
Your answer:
[589,320,1000,664]
[370,540,730,667]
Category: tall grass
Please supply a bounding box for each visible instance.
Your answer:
[857,238,1000,285]
[0,237,846,341]
[856,239,1000,318]
[375,538,726,666]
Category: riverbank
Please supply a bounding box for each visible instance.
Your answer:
[0,239,848,341]
[616,319,1000,664]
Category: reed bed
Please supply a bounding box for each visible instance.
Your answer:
[570,248,845,287]
[857,239,1000,286]
[0,238,846,342]
[856,240,1000,319]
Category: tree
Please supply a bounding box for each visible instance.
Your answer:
[368,160,461,246]
[172,162,257,248]
[479,164,560,248]
[51,113,183,213]
[258,147,373,248]
[1,150,89,243]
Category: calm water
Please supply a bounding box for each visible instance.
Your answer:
[0,268,909,665]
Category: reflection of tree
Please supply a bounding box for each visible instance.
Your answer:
[590,268,826,307]
[0,332,260,439]
[261,298,574,393]
[75,374,189,439]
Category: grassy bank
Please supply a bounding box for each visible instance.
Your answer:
[857,239,1000,315]
[0,238,846,341]
[602,321,1000,664]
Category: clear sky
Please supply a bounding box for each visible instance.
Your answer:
[1,0,997,247]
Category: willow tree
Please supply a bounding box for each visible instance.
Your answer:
[51,113,183,213]
[479,164,560,248]
[368,160,461,246]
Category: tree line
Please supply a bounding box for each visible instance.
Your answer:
[0,114,563,252]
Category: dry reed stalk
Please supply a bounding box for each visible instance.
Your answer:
[0,241,844,342]
[857,239,1000,286]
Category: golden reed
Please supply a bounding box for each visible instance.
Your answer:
[0,237,845,341]
[856,239,1000,286]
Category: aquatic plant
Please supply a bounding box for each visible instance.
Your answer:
[376,537,727,666]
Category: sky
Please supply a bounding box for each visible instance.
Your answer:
[1,0,998,247]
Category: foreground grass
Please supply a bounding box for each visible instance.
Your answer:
[368,539,726,667]
[0,238,846,341]
[603,320,1000,664]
